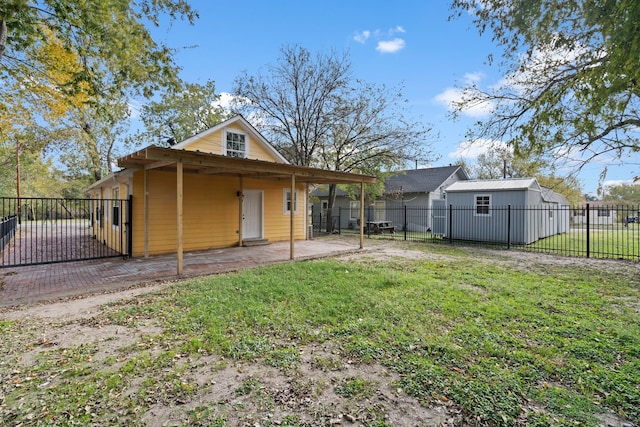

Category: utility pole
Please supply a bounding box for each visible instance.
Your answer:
[16,139,21,224]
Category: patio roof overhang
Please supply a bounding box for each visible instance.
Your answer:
[116,146,375,275]
[118,146,377,185]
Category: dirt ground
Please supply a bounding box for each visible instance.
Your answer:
[1,242,638,426]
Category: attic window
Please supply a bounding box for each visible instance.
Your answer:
[225,131,246,158]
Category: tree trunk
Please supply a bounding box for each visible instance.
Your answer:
[325,184,337,233]
[0,18,6,61]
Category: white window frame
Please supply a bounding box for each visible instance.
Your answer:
[223,130,248,158]
[111,187,120,229]
[321,200,329,216]
[283,189,298,214]
[349,201,360,220]
[474,194,491,216]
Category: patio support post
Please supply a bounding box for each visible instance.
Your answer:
[144,169,149,257]
[359,181,365,249]
[238,176,243,247]
[176,160,184,275]
[290,173,295,260]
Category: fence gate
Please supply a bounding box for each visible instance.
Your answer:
[1,197,131,268]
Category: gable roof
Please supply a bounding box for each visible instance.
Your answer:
[171,115,289,164]
[541,187,570,205]
[311,165,468,197]
[384,165,468,193]
[446,178,540,192]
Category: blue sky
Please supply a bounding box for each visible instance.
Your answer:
[144,0,638,196]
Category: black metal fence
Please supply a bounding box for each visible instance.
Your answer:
[1,197,132,267]
[312,204,640,262]
[1,215,17,250]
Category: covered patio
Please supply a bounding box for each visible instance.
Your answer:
[117,146,376,275]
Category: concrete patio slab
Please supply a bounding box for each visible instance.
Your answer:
[0,236,368,308]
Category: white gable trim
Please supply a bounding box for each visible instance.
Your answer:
[171,115,289,164]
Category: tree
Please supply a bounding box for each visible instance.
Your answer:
[1,0,198,184]
[537,175,584,206]
[465,144,547,179]
[233,45,433,231]
[319,80,433,231]
[604,183,640,205]
[450,0,640,181]
[135,80,231,147]
[233,45,351,167]
[1,1,197,98]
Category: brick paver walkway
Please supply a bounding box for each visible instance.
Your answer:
[0,237,368,308]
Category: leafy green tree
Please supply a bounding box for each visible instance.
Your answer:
[604,183,640,205]
[537,175,584,206]
[466,144,547,180]
[450,0,640,181]
[1,0,198,185]
[135,80,231,147]
[1,0,197,98]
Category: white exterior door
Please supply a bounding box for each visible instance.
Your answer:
[243,190,263,239]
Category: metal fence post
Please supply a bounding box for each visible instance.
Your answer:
[404,205,407,241]
[448,204,453,244]
[507,205,511,249]
[586,203,590,258]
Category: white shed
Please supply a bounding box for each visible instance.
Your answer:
[440,178,571,244]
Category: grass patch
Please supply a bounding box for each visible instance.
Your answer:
[1,245,638,426]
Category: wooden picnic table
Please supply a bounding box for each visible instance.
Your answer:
[365,220,395,234]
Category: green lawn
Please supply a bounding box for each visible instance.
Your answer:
[1,243,638,426]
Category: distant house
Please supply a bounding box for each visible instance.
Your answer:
[437,178,571,244]
[312,165,469,231]
[571,202,617,226]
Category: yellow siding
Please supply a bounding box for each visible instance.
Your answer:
[181,123,278,162]
[244,178,305,242]
[89,182,129,254]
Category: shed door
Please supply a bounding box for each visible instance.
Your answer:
[432,199,447,236]
[243,190,263,239]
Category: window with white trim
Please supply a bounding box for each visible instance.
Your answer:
[284,189,298,214]
[225,131,247,158]
[112,187,120,227]
[349,201,360,220]
[475,194,491,216]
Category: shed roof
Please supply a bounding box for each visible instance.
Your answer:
[445,178,539,192]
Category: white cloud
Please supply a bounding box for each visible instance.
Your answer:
[433,86,494,118]
[214,92,236,111]
[353,30,371,44]
[376,38,406,54]
[603,179,635,189]
[354,26,407,53]
[463,72,484,85]
[448,138,509,160]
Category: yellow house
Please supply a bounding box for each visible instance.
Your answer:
[87,115,375,274]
